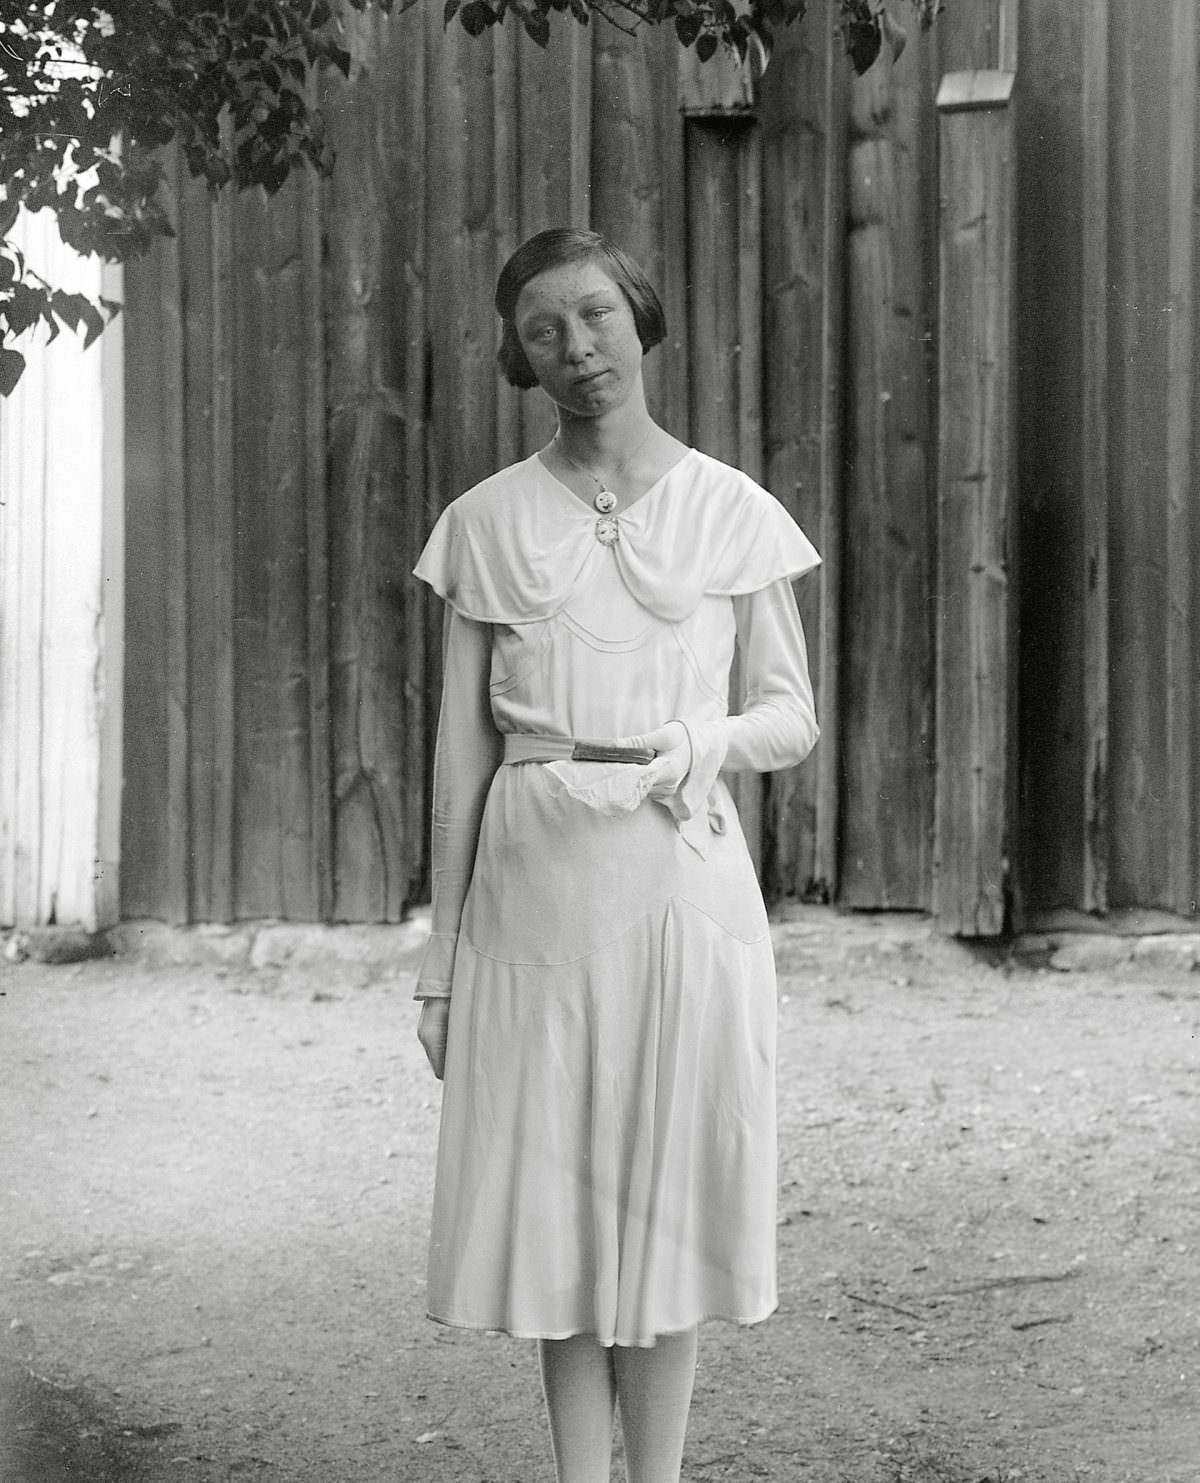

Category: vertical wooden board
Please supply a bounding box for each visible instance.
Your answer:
[516,22,592,233]
[493,25,523,469]
[1164,0,1197,912]
[840,45,935,908]
[156,170,189,925]
[38,240,105,926]
[685,118,765,874]
[1079,0,1111,914]
[1192,2,1200,916]
[119,226,176,919]
[937,0,1004,71]
[301,164,333,922]
[230,181,315,920]
[118,256,168,919]
[160,168,220,923]
[656,28,691,445]
[591,26,684,432]
[0,262,48,924]
[934,94,1017,936]
[96,261,125,928]
[0,351,26,922]
[0,215,108,927]
[1012,0,1088,912]
[758,1,841,901]
[325,7,429,921]
[1107,2,1173,907]
[399,17,433,916]
[514,21,592,455]
[206,188,235,925]
[686,121,749,460]
[425,14,501,508]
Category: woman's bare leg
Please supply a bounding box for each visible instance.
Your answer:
[539,1334,617,1483]
[613,1328,698,1483]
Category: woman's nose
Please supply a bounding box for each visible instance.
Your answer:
[562,320,593,362]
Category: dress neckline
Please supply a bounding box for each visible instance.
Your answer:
[533,446,697,518]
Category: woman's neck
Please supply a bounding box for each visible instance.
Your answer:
[554,400,657,467]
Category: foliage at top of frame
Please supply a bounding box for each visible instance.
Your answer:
[0,0,941,395]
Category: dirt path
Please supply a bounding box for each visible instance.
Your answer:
[1,912,1197,1482]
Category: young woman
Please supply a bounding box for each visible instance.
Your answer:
[413,227,820,1483]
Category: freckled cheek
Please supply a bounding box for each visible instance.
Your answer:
[596,327,641,366]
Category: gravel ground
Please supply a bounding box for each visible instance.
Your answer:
[1,908,1197,1483]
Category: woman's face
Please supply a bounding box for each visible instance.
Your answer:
[513,258,645,419]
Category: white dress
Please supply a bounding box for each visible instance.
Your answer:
[414,448,820,1348]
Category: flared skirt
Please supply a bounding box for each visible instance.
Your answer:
[427,894,779,1348]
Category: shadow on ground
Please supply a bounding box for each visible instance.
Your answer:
[0,1353,170,1482]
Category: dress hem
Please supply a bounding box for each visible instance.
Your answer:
[423,1304,778,1349]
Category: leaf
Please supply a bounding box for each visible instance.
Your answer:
[675,10,703,47]
[51,290,91,333]
[444,0,463,25]
[522,9,551,46]
[78,300,107,349]
[695,32,718,62]
[843,16,882,74]
[459,0,496,36]
[0,348,26,397]
[5,283,47,338]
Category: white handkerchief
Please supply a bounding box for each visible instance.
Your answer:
[543,761,657,816]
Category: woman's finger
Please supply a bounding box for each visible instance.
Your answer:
[617,720,688,756]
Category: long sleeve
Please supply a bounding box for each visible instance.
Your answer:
[725,578,819,770]
[414,606,503,1001]
[671,579,818,827]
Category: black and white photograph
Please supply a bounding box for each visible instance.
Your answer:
[1,2,1196,1479]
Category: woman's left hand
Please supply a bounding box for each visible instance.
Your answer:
[616,721,691,800]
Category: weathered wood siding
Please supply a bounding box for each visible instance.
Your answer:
[117,0,1200,928]
[758,14,845,902]
[1017,0,1200,921]
[933,68,1017,935]
[839,38,936,909]
[0,217,123,931]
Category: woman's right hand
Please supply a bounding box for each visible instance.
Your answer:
[616,721,692,801]
[418,998,451,1080]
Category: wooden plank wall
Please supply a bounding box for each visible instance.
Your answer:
[324,13,428,923]
[933,68,1017,935]
[124,160,333,921]
[758,3,844,902]
[118,0,1200,926]
[1015,0,1095,912]
[838,28,936,909]
[0,216,123,931]
[1106,0,1199,915]
[1017,0,1200,922]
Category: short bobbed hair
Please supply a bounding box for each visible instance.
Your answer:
[495,228,667,390]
